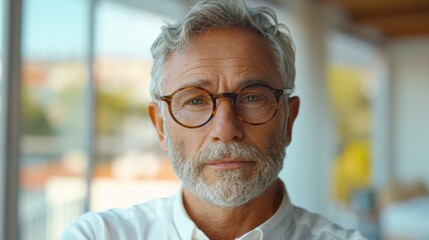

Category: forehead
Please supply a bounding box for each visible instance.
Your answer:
[162,27,282,94]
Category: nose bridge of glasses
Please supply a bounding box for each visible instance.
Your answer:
[212,92,237,102]
[212,92,237,113]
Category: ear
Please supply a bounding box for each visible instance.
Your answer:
[148,102,168,151]
[285,96,300,146]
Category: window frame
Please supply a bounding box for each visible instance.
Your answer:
[1,0,22,239]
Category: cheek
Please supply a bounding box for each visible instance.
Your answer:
[274,108,288,142]
[244,127,273,152]
[167,124,207,157]
[249,117,287,150]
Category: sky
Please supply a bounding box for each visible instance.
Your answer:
[21,0,168,60]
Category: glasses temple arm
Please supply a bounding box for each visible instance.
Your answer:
[283,88,295,95]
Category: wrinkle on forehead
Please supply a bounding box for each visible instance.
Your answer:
[163,27,281,93]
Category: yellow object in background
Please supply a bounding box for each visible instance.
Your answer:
[333,139,372,202]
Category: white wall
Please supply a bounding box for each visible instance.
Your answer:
[277,1,334,218]
[388,37,429,186]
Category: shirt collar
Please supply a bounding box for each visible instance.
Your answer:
[173,185,197,240]
[172,180,294,240]
[256,180,294,239]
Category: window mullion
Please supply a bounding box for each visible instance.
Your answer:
[84,0,98,212]
[1,0,22,239]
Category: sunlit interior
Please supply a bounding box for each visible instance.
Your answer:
[1,0,428,239]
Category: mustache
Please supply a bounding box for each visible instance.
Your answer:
[194,142,263,164]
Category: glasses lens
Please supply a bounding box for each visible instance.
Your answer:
[171,88,213,127]
[236,86,278,124]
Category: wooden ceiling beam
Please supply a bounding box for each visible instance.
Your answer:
[319,0,429,38]
[356,12,429,37]
[323,0,429,13]
[350,6,429,20]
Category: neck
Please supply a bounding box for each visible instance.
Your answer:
[182,179,283,240]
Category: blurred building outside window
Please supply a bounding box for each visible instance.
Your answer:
[20,0,89,239]
[90,0,179,212]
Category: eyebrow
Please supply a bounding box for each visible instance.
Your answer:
[237,79,270,89]
[178,79,213,89]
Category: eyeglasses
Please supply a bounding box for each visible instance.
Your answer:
[158,84,294,128]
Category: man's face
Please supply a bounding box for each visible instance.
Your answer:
[149,27,299,207]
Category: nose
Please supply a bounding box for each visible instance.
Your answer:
[208,98,244,143]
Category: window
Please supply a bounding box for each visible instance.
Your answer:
[91,1,178,212]
[15,0,182,239]
[20,0,90,239]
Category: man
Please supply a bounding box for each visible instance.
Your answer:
[62,0,365,239]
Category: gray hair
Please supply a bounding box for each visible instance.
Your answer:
[150,0,295,100]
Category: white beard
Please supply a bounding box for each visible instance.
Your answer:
[166,132,286,208]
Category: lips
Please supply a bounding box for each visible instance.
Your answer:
[205,158,254,170]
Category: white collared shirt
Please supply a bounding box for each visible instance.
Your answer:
[61,183,366,240]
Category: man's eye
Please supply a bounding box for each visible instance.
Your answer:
[185,97,205,105]
[245,95,263,103]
